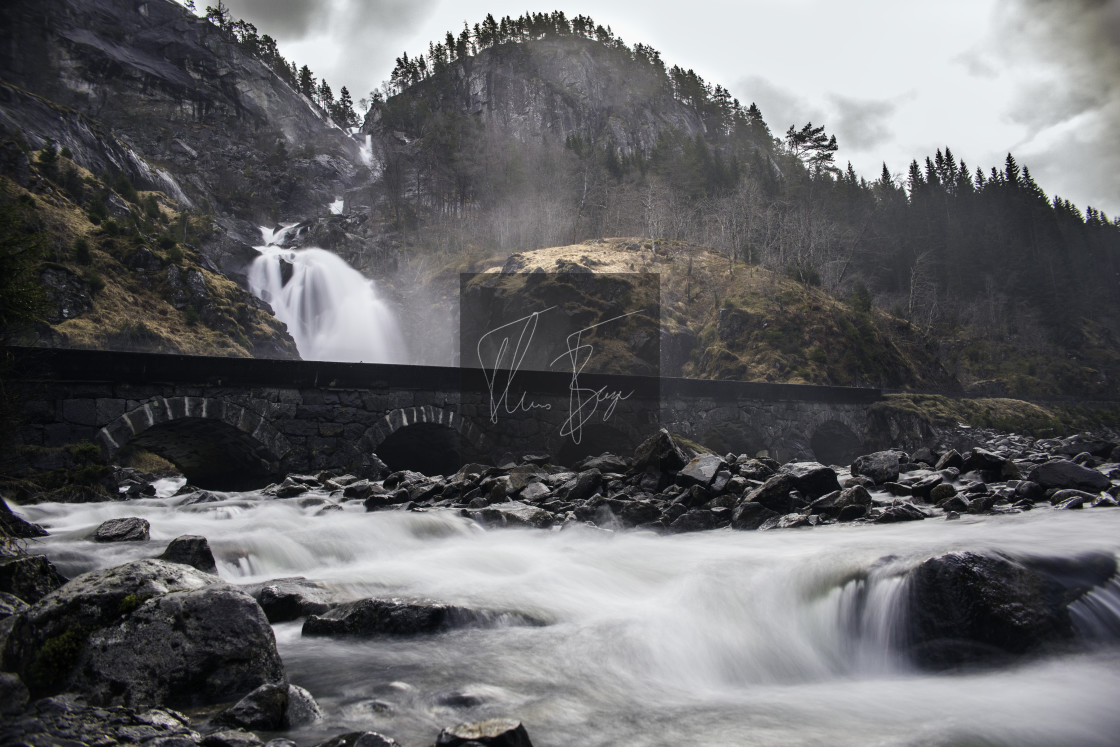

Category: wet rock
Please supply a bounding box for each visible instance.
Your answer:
[203,728,264,746]
[0,671,29,716]
[0,497,48,538]
[561,469,602,503]
[1014,480,1046,503]
[837,504,869,521]
[0,554,68,603]
[809,485,872,518]
[248,578,332,623]
[285,683,323,727]
[851,451,900,485]
[1054,435,1116,459]
[3,559,284,706]
[904,551,1073,669]
[472,501,555,529]
[909,473,944,502]
[935,450,964,471]
[619,500,662,527]
[435,718,534,747]
[518,481,551,503]
[963,448,1008,476]
[0,590,31,619]
[93,516,150,542]
[730,501,778,530]
[777,462,841,499]
[874,504,926,523]
[215,682,288,730]
[743,473,799,514]
[631,429,689,475]
[1028,460,1110,492]
[911,447,938,467]
[315,732,400,747]
[1050,490,1095,509]
[576,453,632,473]
[929,483,958,504]
[667,509,715,533]
[157,534,218,574]
[677,454,726,488]
[303,598,477,637]
[0,694,201,745]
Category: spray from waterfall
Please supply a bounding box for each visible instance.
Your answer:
[248,227,407,363]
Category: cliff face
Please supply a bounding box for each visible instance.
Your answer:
[368,37,706,156]
[0,0,359,223]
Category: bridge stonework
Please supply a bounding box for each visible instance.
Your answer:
[7,348,880,487]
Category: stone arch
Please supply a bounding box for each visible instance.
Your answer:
[96,396,291,489]
[360,406,487,475]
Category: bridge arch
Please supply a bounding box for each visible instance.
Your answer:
[361,406,488,475]
[96,396,291,489]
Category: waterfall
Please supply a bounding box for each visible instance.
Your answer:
[247,227,407,363]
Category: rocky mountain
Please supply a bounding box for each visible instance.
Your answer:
[0,0,361,280]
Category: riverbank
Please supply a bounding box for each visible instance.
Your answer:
[2,428,1120,746]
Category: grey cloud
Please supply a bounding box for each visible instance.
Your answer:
[222,0,327,38]
[998,0,1120,213]
[828,94,898,152]
[733,75,825,138]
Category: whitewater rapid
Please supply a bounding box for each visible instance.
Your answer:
[247,226,407,364]
[16,493,1120,746]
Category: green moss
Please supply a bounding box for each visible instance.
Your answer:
[117,592,153,618]
[26,625,90,692]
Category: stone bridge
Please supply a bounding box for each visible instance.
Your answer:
[7,347,880,488]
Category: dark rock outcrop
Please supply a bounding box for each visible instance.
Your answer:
[2,559,284,706]
[157,534,218,574]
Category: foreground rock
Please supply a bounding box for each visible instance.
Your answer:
[0,497,48,538]
[901,551,1118,669]
[2,558,285,707]
[0,694,201,745]
[0,554,68,604]
[436,718,534,747]
[157,534,219,574]
[303,598,541,638]
[215,682,322,730]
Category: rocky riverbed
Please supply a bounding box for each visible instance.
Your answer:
[2,428,1120,746]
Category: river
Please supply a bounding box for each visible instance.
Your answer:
[15,488,1120,746]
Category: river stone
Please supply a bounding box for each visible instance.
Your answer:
[436,718,534,747]
[3,558,284,706]
[874,504,926,523]
[911,447,938,467]
[1051,490,1095,509]
[286,683,323,727]
[157,534,218,574]
[619,500,662,527]
[576,453,633,473]
[315,733,400,747]
[0,590,30,619]
[668,509,715,533]
[963,448,1008,475]
[1055,435,1116,458]
[203,729,265,746]
[631,429,689,474]
[303,598,464,637]
[677,454,726,487]
[909,474,944,502]
[743,473,799,513]
[215,682,288,730]
[730,501,778,530]
[851,451,900,485]
[1028,460,1110,492]
[0,554,68,603]
[93,516,150,542]
[778,462,841,499]
[563,469,602,503]
[250,578,332,623]
[518,481,551,503]
[904,551,1072,669]
[935,449,964,471]
[0,497,48,538]
[0,694,201,745]
[809,485,872,518]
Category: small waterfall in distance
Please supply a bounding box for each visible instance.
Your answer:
[248,225,407,364]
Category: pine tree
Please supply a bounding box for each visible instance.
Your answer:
[298,66,314,99]
[335,86,358,128]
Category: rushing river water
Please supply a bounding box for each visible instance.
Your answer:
[15,489,1120,747]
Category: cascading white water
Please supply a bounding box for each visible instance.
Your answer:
[16,494,1120,747]
[247,227,407,363]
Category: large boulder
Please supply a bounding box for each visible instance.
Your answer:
[2,559,285,706]
[851,451,901,485]
[778,462,841,499]
[244,577,332,623]
[0,554,68,604]
[1028,460,1110,492]
[631,429,690,475]
[903,552,1073,669]
[0,497,48,538]
[743,473,800,514]
[157,534,218,574]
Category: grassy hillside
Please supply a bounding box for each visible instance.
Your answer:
[0,140,296,357]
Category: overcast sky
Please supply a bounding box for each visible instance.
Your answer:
[208,0,1120,217]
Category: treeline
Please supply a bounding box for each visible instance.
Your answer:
[368,12,1120,394]
[194,1,358,128]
